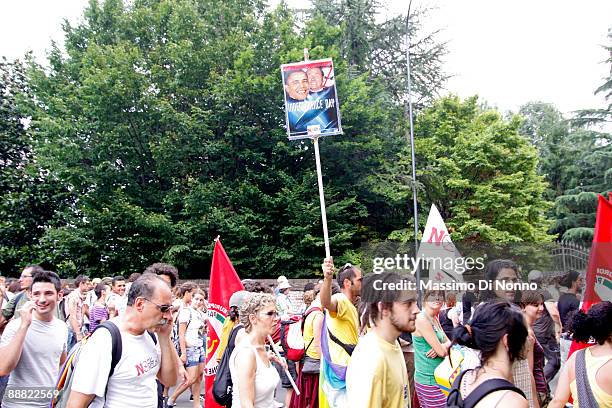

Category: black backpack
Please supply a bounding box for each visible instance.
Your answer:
[447,369,526,408]
[213,324,243,407]
[52,321,157,408]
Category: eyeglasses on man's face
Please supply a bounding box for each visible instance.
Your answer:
[144,298,173,313]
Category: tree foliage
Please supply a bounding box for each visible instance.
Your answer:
[1,0,448,278]
[0,59,70,273]
[519,58,612,245]
[388,96,554,243]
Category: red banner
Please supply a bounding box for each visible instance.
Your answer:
[205,239,244,408]
[569,194,612,356]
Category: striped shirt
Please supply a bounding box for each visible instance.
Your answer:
[89,304,109,332]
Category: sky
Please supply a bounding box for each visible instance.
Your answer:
[1,0,610,116]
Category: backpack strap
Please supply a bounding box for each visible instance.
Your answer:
[96,321,123,377]
[327,328,355,356]
[280,321,290,352]
[575,348,599,408]
[463,377,526,408]
[226,323,243,357]
[447,368,472,408]
[301,306,322,332]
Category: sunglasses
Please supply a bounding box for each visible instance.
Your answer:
[260,310,279,318]
[339,263,353,273]
[144,298,173,313]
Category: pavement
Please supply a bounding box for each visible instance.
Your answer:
[170,381,287,408]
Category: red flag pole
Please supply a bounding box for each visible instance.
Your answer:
[567,195,612,357]
[204,238,244,408]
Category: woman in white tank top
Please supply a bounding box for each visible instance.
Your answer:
[229,292,281,408]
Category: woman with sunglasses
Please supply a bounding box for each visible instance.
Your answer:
[230,292,282,408]
[168,289,208,408]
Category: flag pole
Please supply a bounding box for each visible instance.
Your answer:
[305,47,332,259]
[268,335,301,395]
[405,4,421,305]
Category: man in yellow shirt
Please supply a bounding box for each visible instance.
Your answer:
[319,257,362,408]
[346,272,419,408]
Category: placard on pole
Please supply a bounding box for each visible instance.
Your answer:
[280,50,343,258]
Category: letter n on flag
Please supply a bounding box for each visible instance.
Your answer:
[205,239,244,408]
[568,193,612,357]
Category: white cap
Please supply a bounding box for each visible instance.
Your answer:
[278,281,291,290]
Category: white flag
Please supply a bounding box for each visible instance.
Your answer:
[417,204,464,283]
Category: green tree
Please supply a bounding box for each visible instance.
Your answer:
[388,96,553,243]
[518,36,612,244]
[20,0,447,278]
[574,29,612,128]
[310,0,448,105]
[554,28,612,243]
[0,59,69,274]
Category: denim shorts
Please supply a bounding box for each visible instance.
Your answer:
[186,346,205,368]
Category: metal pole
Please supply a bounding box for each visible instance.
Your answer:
[405,6,420,305]
[314,136,331,258]
[304,47,331,259]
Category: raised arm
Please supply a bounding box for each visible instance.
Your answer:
[320,257,338,314]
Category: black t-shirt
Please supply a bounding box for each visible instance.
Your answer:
[558,293,579,331]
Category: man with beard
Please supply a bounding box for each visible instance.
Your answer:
[319,258,362,408]
[0,270,68,408]
[346,272,419,408]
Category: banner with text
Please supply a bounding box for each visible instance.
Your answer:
[281,58,342,140]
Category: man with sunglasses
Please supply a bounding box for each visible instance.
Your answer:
[67,274,181,408]
[0,265,44,331]
[319,257,362,408]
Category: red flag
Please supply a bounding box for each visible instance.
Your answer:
[205,239,244,408]
[568,194,612,356]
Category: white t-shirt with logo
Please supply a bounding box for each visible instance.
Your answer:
[71,319,161,408]
[178,307,206,348]
[1,317,68,408]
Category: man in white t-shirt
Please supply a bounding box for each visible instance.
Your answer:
[106,276,127,318]
[66,274,182,408]
[0,270,69,408]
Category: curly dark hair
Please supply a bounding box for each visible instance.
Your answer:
[143,263,178,288]
[569,301,612,345]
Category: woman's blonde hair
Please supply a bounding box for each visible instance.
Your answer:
[239,292,276,332]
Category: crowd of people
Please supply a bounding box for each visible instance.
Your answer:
[0,257,610,408]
